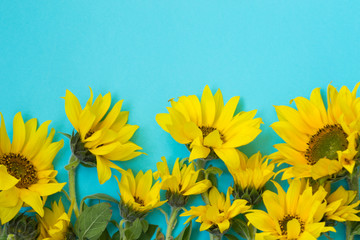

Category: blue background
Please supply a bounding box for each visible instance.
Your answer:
[1,1,360,239]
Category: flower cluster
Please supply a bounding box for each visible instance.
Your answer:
[0,84,359,240]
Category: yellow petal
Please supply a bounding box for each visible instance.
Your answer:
[20,189,44,216]
[96,156,112,184]
[203,130,223,148]
[0,187,20,207]
[156,113,171,133]
[11,112,25,153]
[0,200,22,224]
[214,148,239,169]
[64,90,82,130]
[287,218,301,239]
[28,182,66,196]
[0,165,19,190]
[0,113,11,154]
[189,145,210,162]
[201,85,216,126]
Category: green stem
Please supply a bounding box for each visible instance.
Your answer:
[249,223,257,240]
[196,158,210,205]
[346,167,359,240]
[166,207,181,240]
[210,234,222,240]
[68,154,80,218]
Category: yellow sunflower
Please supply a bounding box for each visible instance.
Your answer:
[325,186,360,222]
[246,179,335,240]
[228,150,274,205]
[37,198,72,240]
[64,88,143,184]
[0,112,65,224]
[181,187,250,234]
[154,157,212,207]
[271,83,360,180]
[114,169,166,221]
[156,85,262,168]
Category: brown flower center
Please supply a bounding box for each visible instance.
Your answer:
[305,124,348,165]
[199,126,224,140]
[85,130,95,139]
[134,196,145,206]
[279,214,305,236]
[0,153,38,188]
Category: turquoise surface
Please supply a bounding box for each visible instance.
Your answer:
[1,1,360,239]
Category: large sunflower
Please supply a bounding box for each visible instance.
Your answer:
[271,83,360,180]
[64,88,143,184]
[0,113,65,224]
[246,179,335,240]
[156,85,262,168]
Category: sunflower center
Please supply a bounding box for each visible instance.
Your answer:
[305,124,348,165]
[200,126,224,140]
[0,153,38,188]
[279,214,305,236]
[134,196,145,206]
[85,130,94,139]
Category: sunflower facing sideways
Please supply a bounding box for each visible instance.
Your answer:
[0,112,65,224]
[64,88,143,184]
[156,85,262,168]
[246,179,335,240]
[271,83,360,180]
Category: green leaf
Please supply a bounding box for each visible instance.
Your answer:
[111,231,120,240]
[141,219,149,232]
[351,222,360,237]
[205,166,223,177]
[137,224,158,240]
[155,228,165,240]
[74,202,112,240]
[224,234,238,240]
[99,229,111,240]
[231,218,251,240]
[208,173,218,187]
[80,193,119,213]
[124,218,143,240]
[175,221,192,240]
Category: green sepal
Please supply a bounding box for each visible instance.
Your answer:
[224,234,238,240]
[175,221,192,240]
[70,131,97,168]
[205,166,223,177]
[74,202,112,240]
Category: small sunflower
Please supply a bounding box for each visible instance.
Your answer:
[0,113,65,224]
[228,150,274,205]
[325,186,360,222]
[64,88,143,184]
[181,187,250,235]
[37,199,72,240]
[246,179,335,240]
[115,169,166,221]
[153,157,212,207]
[271,83,360,180]
[156,85,262,167]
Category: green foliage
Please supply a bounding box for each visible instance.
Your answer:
[231,218,255,240]
[74,202,112,240]
[80,193,119,213]
[175,221,192,240]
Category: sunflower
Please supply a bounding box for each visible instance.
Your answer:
[153,157,212,207]
[115,169,166,221]
[271,83,360,180]
[181,187,250,235]
[64,88,143,184]
[156,85,262,168]
[246,179,335,240]
[325,186,360,222]
[228,150,274,205]
[0,112,65,224]
[37,199,72,240]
